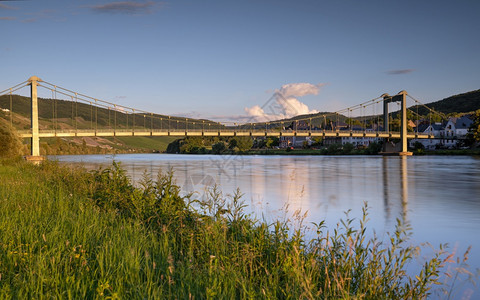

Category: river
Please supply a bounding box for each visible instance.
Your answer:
[52,154,480,298]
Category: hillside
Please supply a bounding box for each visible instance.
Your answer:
[0,94,221,130]
[0,94,210,154]
[413,89,480,115]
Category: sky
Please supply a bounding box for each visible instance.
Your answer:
[1,0,479,122]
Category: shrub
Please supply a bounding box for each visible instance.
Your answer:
[0,119,24,158]
[212,142,226,154]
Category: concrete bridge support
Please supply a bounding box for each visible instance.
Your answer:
[26,76,44,161]
[382,91,412,156]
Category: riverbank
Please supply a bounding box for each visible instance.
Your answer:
[0,158,468,298]
[168,147,480,156]
[414,148,480,155]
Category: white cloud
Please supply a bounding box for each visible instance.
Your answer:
[277,82,324,98]
[244,82,324,122]
[244,105,265,118]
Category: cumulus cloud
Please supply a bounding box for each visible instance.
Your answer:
[91,1,160,15]
[244,83,323,122]
[386,69,415,75]
[244,105,265,118]
[277,82,323,98]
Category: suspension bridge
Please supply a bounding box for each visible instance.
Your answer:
[0,76,445,159]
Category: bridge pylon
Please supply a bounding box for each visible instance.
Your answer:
[381,91,412,156]
[25,76,45,162]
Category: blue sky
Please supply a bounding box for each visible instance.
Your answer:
[1,0,479,122]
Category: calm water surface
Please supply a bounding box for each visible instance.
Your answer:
[52,154,480,298]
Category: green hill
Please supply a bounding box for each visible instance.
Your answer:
[0,94,222,130]
[413,89,480,115]
[0,94,219,154]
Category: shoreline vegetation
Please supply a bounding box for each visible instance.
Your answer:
[0,158,475,298]
[164,136,480,156]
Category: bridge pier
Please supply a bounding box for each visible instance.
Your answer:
[25,76,45,162]
[381,91,412,156]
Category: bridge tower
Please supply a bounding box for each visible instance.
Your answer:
[382,90,411,156]
[26,76,43,160]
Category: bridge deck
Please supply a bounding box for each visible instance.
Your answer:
[17,129,434,139]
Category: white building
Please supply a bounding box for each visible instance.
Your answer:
[410,116,473,149]
[442,116,473,148]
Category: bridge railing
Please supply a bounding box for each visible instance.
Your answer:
[17,128,432,137]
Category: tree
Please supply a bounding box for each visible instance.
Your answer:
[326,143,341,154]
[467,110,480,145]
[311,137,323,147]
[342,143,354,154]
[265,137,279,148]
[365,141,382,154]
[0,119,24,158]
[413,141,425,151]
[302,140,309,149]
[179,137,204,154]
[253,138,265,149]
[228,138,238,150]
[235,137,253,152]
[166,139,181,153]
[212,142,226,154]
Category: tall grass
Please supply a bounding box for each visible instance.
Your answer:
[0,160,468,298]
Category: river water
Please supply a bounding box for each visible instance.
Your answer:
[52,154,480,298]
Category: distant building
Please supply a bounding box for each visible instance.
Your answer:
[410,116,473,149]
[279,134,311,148]
[442,116,473,148]
[279,120,315,148]
[324,125,381,147]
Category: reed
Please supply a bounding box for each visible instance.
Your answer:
[0,159,468,299]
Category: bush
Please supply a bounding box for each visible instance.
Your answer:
[413,141,425,150]
[365,141,383,154]
[235,137,253,152]
[342,142,354,154]
[0,119,24,158]
[166,139,181,153]
[212,142,226,154]
[327,143,341,154]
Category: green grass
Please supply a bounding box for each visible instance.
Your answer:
[109,136,178,152]
[0,159,470,298]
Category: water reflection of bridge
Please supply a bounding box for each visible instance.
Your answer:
[383,157,409,223]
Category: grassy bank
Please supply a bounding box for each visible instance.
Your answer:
[108,136,178,152]
[0,159,464,298]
